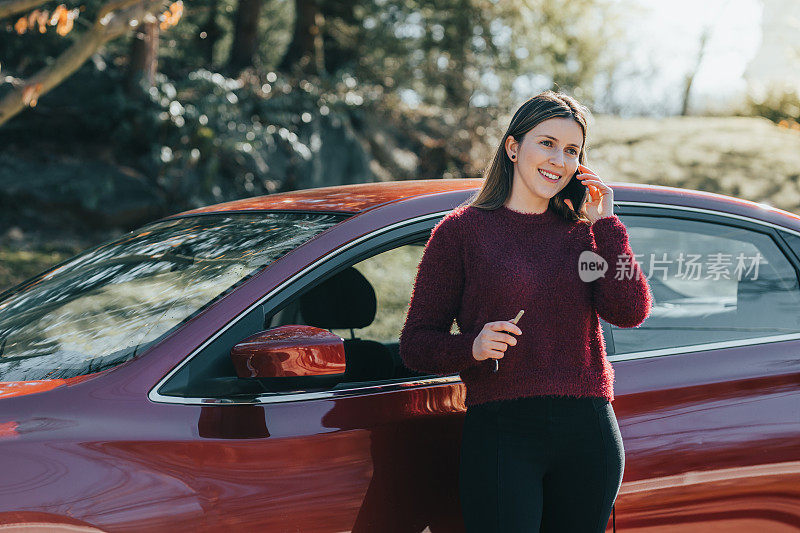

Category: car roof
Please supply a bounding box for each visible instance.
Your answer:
[177,179,483,215]
[172,179,800,229]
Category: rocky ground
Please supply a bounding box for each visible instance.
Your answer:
[2,115,799,292]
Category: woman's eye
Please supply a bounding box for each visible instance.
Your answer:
[566,148,578,155]
[540,140,552,147]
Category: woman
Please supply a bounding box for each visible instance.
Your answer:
[398,91,653,532]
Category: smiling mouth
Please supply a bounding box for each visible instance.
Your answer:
[538,169,561,182]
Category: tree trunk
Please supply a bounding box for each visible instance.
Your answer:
[318,0,355,74]
[444,0,474,109]
[278,0,324,75]
[681,25,711,116]
[196,0,220,66]
[126,20,159,92]
[227,0,262,71]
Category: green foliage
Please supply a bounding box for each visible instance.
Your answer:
[0,62,378,207]
[0,0,626,219]
[106,69,347,205]
[1,0,622,126]
[342,0,624,111]
[510,0,624,102]
[351,0,508,109]
[154,0,293,73]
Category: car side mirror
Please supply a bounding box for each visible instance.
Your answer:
[230,325,346,389]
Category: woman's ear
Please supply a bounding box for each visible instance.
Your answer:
[504,135,518,160]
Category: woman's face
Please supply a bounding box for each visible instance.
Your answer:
[505,117,584,206]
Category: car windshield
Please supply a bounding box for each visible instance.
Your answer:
[0,211,345,382]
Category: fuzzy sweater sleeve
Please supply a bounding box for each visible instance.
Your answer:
[588,215,653,328]
[399,214,481,375]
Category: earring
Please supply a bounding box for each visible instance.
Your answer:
[510,154,516,160]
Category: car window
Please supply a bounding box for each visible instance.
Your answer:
[780,230,800,263]
[0,212,345,382]
[333,243,428,344]
[268,238,434,386]
[611,215,800,354]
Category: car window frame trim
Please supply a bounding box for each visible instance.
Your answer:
[148,201,800,406]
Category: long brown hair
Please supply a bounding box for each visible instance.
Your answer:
[464,90,591,223]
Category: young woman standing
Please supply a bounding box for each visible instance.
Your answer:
[399,91,653,532]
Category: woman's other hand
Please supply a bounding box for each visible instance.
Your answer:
[472,321,522,362]
[564,164,614,223]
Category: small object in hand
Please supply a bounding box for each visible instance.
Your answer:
[493,310,524,373]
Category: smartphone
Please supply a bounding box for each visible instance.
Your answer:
[561,168,588,212]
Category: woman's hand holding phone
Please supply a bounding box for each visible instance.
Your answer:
[472,320,522,365]
[564,164,615,223]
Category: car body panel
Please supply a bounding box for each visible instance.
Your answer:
[612,339,800,530]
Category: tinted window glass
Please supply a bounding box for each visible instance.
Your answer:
[334,243,427,344]
[267,240,430,385]
[780,230,800,262]
[612,215,800,354]
[0,212,344,382]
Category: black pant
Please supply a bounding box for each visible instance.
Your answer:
[459,396,624,532]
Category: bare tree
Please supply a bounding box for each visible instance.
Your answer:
[681,24,711,116]
[0,0,171,127]
[681,0,732,116]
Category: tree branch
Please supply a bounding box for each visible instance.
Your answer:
[0,0,166,127]
[0,0,49,20]
[98,0,149,20]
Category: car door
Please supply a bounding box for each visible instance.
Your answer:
[607,205,800,531]
[150,213,469,532]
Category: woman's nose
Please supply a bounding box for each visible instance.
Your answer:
[548,151,565,167]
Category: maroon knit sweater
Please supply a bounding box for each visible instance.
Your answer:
[399,203,653,407]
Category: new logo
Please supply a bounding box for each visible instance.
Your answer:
[578,251,607,282]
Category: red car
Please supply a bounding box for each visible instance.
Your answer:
[1,179,799,532]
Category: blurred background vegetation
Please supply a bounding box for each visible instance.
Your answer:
[1,0,799,290]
